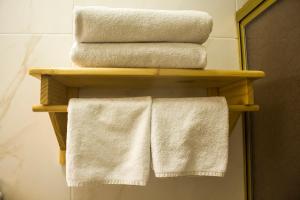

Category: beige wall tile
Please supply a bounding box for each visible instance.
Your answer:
[0,0,73,33]
[205,38,240,70]
[0,34,73,96]
[0,35,72,200]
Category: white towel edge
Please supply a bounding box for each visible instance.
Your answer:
[154,171,225,177]
[67,179,147,187]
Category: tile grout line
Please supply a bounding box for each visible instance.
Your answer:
[0,33,237,40]
[0,33,72,35]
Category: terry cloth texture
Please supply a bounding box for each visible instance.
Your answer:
[151,97,229,177]
[74,6,213,44]
[66,97,152,186]
[70,42,207,68]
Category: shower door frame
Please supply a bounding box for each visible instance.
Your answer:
[236,0,277,199]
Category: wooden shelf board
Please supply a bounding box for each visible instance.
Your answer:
[29,67,265,78]
[29,67,265,88]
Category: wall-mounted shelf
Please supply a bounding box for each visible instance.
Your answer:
[29,67,265,164]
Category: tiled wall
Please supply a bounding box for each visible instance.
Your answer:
[0,0,248,199]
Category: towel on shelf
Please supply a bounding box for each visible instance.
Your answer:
[74,6,213,44]
[70,42,207,68]
[66,97,152,186]
[151,97,229,177]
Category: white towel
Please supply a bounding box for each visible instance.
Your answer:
[74,7,213,44]
[70,42,207,68]
[151,97,229,177]
[66,97,152,186]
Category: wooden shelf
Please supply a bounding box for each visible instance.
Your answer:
[29,67,265,164]
[30,67,264,77]
[29,67,264,88]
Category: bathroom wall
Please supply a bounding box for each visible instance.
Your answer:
[0,0,248,199]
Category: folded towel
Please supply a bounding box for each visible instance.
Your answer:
[74,7,213,44]
[151,97,229,177]
[66,97,152,186]
[70,42,207,68]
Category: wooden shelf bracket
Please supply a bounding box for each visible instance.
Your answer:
[30,67,264,164]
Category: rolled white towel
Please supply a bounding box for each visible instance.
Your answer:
[74,6,213,44]
[70,42,207,68]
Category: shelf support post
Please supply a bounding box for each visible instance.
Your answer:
[49,112,68,150]
[219,79,254,134]
[219,79,254,105]
[40,75,68,105]
[206,87,242,134]
[40,75,78,164]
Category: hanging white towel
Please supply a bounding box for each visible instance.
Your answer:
[74,6,213,44]
[66,97,152,186]
[151,97,229,177]
[70,42,207,69]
